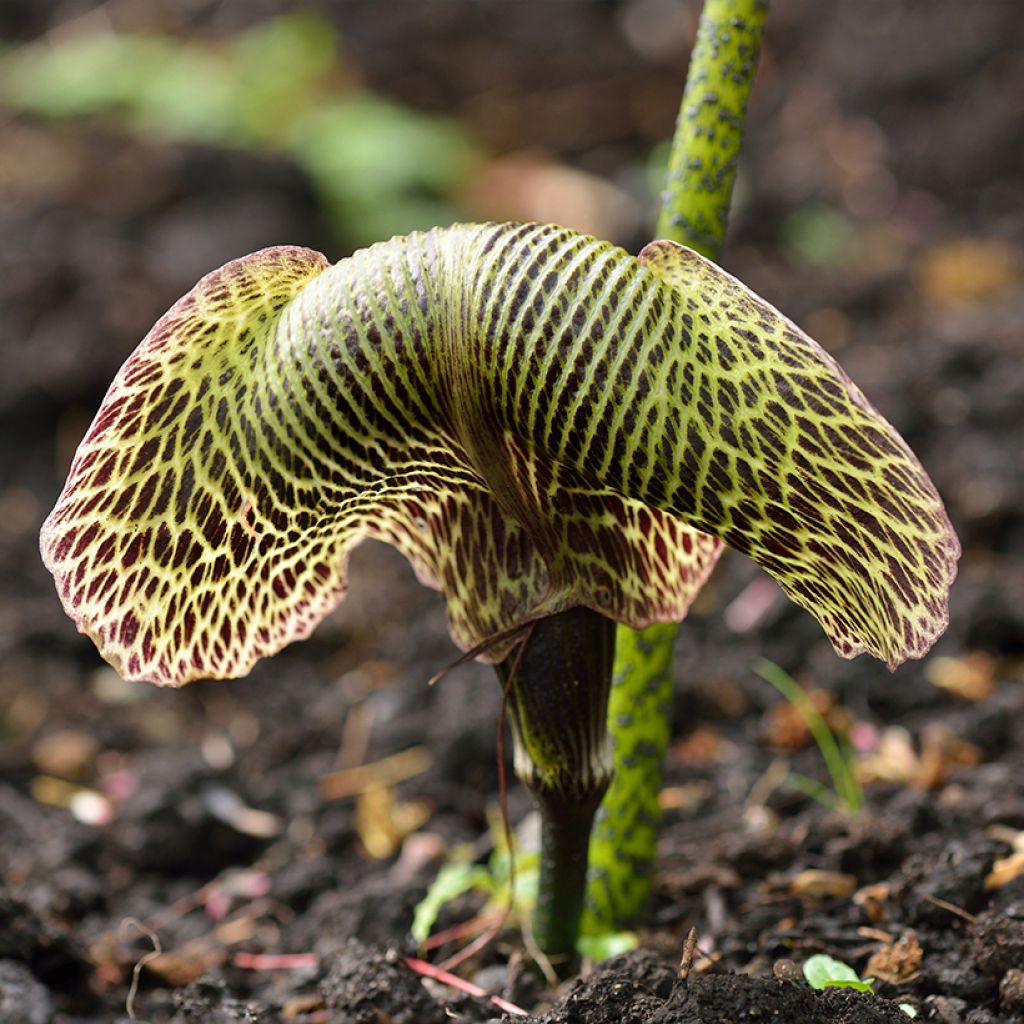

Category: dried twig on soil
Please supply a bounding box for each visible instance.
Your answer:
[319,746,432,800]
[678,927,698,981]
[234,952,320,970]
[923,894,976,923]
[121,917,162,1021]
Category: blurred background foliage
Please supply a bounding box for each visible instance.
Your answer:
[0,3,714,263]
[3,0,1021,281]
[0,12,478,244]
[5,1,1023,267]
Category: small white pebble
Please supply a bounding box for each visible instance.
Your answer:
[69,790,114,827]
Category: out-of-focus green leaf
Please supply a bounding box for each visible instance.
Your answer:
[803,953,875,993]
[576,930,638,960]
[290,97,476,241]
[411,859,495,945]
[783,205,856,267]
[0,14,476,246]
[0,22,323,144]
[228,13,338,144]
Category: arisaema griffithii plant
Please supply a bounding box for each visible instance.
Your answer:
[41,219,959,969]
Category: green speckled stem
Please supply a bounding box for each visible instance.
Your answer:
[589,0,768,934]
[656,0,769,256]
[584,621,674,933]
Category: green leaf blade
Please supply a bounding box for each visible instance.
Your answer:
[803,953,873,992]
[410,861,495,945]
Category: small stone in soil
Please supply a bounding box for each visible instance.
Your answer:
[967,909,1024,977]
[1000,969,1024,1015]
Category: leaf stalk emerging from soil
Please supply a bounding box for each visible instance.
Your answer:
[590,0,770,935]
[495,606,616,971]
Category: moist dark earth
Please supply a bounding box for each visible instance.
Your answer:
[2,1,1023,1022]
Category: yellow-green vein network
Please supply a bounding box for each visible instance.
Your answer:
[41,222,959,686]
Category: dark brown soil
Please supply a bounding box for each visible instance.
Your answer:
[2,2,1023,1023]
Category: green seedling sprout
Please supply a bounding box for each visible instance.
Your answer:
[39,9,958,976]
[411,823,539,949]
[411,860,511,949]
[756,658,864,813]
[803,955,919,1017]
[412,813,636,963]
[803,953,875,994]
